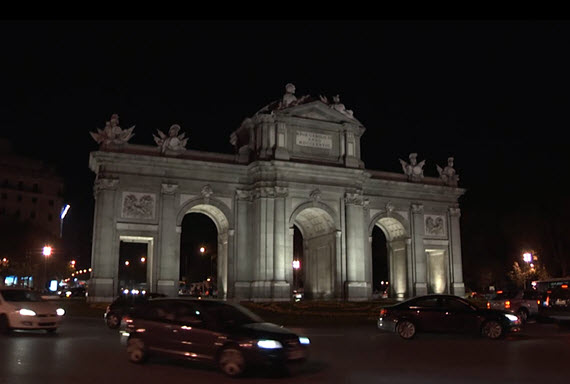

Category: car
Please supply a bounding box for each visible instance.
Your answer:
[59,286,87,298]
[487,290,544,322]
[377,294,522,340]
[119,298,310,377]
[104,292,166,329]
[0,287,66,334]
[538,285,570,326]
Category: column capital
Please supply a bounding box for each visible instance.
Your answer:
[236,189,253,201]
[411,203,424,214]
[95,177,119,192]
[161,183,179,195]
[344,191,365,206]
[449,207,461,217]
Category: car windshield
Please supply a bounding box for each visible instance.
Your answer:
[1,289,44,302]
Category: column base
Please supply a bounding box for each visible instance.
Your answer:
[87,278,115,303]
[414,282,428,296]
[234,281,252,299]
[452,282,465,297]
[250,280,291,301]
[157,279,178,297]
[345,281,371,301]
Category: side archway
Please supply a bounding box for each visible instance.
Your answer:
[369,211,410,299]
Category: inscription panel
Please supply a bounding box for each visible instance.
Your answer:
[295,131,333,150]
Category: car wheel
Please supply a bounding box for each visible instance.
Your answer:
[106,313,121,329]
[396,320,416,339]
[0,315,11,335]
[218,347,246,377]
[517,308,529,323]
[127,338,147,364]
[482,320,503,339]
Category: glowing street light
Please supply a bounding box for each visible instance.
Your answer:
[125,261,130,266]
[292,260,301,269]
[43,246,52,291]
[523,252,532,263]
[140,257,146,263]
[200,247,206,254]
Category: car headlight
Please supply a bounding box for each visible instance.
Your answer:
[257,339,283,349]
[56,308,65,316]
[299,336,310,345]
[505,314,519,322]
[19,309,37,316]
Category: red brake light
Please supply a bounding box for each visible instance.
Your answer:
[504,300,511,309]
[486,302,490,309]
[562,284,568,289]
[380,308,388,317]
[497,290,503,294]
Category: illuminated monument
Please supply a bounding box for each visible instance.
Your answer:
[88,85,466,302]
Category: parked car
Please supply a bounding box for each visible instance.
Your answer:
[59,286,87,298]
[0,287,65,334]
[104,292,166,329]
[377,294,522,340]
[120,298,310,377]
[538,285,570,326]
[487,290,544,322]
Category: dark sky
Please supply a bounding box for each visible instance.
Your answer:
[1,21,568,284]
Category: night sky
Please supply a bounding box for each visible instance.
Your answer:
[1,21,568,289]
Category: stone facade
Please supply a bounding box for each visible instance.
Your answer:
[88,88,466,302]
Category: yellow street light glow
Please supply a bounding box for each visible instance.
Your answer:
[523,252,532,263]
[125,261,130,266]
[141,257,146,263]
[292,260,300,269]
[43,246,52,257]
[89,268,92,272]
[200,247,205,253]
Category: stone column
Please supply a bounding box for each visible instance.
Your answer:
[89,177,119,302]
[157,183,179,297]
[448,206,465,296]
[226,229,235,299]
[335,230,343,298]
[344,192,368,300]
[234,190,252,299]
[405,238,413,297]
[271,187,290,299]
[411,203,427,296]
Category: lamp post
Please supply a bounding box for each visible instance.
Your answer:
[60,204,70,238]
[293,259,300,290]
[43,246,52,291]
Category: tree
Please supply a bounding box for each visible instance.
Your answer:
[507,261,549,290]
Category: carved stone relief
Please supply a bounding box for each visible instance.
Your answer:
[122,192,156,219]
[425,215,446,236]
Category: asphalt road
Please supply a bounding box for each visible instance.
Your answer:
[0,317,569,384]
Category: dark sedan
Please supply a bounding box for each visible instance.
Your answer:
[120,298,310,377]
[377,294,522,339]
[104,292,166,329]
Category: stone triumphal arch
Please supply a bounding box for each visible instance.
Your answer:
[88,85,466,302]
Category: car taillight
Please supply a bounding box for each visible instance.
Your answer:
[486,302,490,309]
[504,300,511,309]
[380,308,388,317]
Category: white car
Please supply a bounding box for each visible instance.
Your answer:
[0,287,65,334]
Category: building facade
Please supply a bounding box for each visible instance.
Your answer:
[0,139,64,237]
[88,87,466,302]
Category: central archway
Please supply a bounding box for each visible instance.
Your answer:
[291,206,337,299]
[177,200,231,299]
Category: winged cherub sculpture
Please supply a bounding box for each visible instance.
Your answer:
[90,114,135,147]
[153,124,188,154]
[437,157,459,187]
[399,153,425,182]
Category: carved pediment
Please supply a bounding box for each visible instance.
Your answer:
[284,101,362,125]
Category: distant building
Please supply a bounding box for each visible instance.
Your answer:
[0,139,64,237]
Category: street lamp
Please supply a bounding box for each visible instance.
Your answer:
[60,204,70,238]
[43,246,52,291]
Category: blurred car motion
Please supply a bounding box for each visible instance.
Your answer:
[487,290,544,322]
[0,287,65,334]
[59,286,87,298]
[377,294,522,339]
[120,298,310,377]
[539,285,570,326]
[104,291,166,329]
